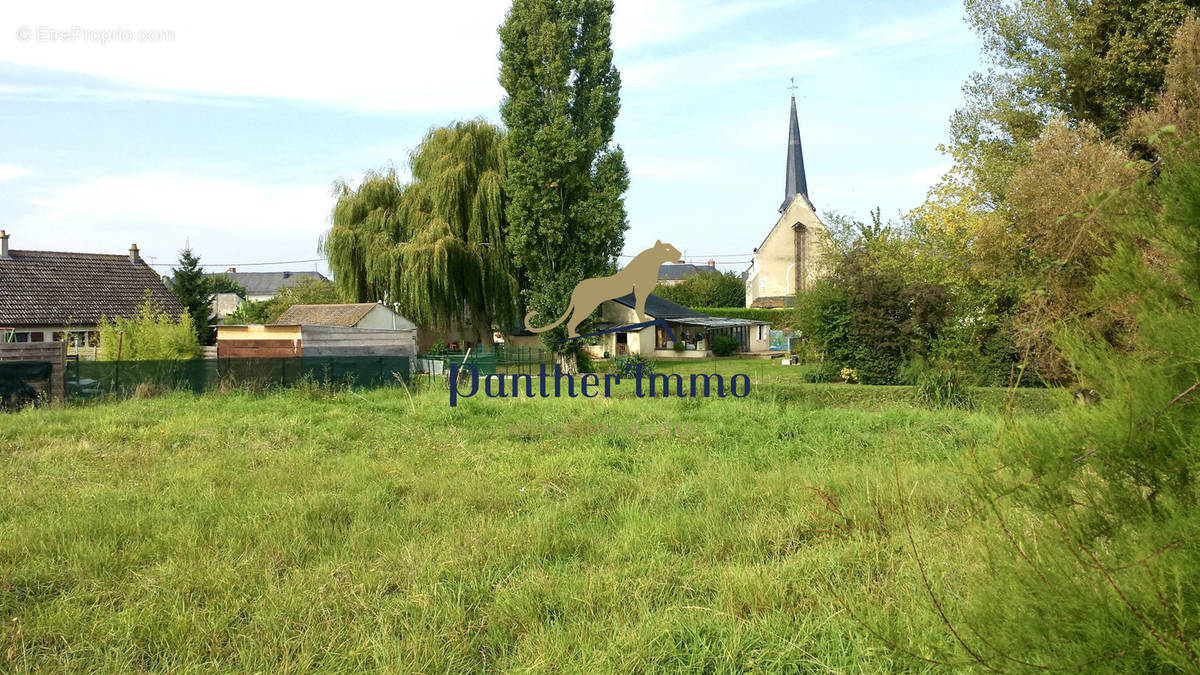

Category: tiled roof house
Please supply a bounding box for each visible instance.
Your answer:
[0,231,184,347]
[206,269,328,302]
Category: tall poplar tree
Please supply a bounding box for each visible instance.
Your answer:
[499,0,629,372]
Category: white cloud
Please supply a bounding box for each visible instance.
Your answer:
[12,173,333,271]
[0,164,33,182]
[623,39,842,90]
[0,0,792,113]
[620,7,972,91]
[850,7,968,51]
[612,0,791,51]
[0,83,260,106]
[1,0,510,113]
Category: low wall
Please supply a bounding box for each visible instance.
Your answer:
[650,349,713,360]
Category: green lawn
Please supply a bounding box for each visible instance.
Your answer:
[0,369,1068,671]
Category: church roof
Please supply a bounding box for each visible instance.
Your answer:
[781,94,810,213]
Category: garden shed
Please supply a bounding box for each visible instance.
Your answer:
[217,320,417,358]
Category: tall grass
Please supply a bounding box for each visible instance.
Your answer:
[0,379,1057,671]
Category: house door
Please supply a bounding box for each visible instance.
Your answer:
[615,332,628,356]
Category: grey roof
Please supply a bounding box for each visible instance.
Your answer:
[781,94,810,213]
[0,249,184,327]
[205,270,328,297]
[611,292,705,320]
[674,316,770,327]
[657,263,717,281]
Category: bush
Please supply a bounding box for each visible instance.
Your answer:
[787,337,818,363]
[654,270,745,308]
[97,295,201,361]
[711,335,739,356]
[611,353,654,377]
[912,366,974,408]
[946,131,1200,668]
[796,246,951,384]
[575,349,595,373]
[226,299,272,324]
[672,339,686,353]
[226,277,345,325]
[800,361,840,383]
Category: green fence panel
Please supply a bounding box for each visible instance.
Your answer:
[64,356,411,400]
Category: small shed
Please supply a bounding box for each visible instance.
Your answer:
[216,324,303,358]
[217,303,417,358]
[0,341,66,404]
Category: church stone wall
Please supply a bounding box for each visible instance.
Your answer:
[745,196,828,307]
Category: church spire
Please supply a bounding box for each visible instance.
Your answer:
[782,83,810,212]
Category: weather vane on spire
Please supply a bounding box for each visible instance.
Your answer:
[788,77,798,97]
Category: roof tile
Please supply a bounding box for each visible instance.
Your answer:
[0,249,185,327]
[272,303,379,327]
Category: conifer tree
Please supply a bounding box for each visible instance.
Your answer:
[168,246,214,345]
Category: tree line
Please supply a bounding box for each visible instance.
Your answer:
[322,0,626,374]
[808,4,1199,667]
[797,1,1200,389]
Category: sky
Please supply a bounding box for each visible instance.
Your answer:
[0,0,982,276]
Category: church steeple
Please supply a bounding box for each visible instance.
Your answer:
[782,87,810,212]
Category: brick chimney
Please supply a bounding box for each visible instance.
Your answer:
[226,267,236,273]
[129,243,141,264]
[0,230,9,259]
[707,258,716,268]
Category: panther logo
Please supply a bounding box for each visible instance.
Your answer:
[524,240,685,338]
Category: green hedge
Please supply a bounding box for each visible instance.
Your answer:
[694,307,798,327]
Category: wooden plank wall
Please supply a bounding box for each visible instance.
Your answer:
[0,341,66,402]
[216,339,301,359]
[300,326,417,357]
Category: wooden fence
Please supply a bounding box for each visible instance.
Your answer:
[0,341,66,402]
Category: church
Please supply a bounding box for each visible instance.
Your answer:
[744,93,828,308]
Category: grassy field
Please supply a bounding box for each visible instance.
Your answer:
[1,360,1069,671]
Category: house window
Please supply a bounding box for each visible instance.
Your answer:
[52,330,99,347]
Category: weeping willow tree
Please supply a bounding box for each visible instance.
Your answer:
[320,120,520,346]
